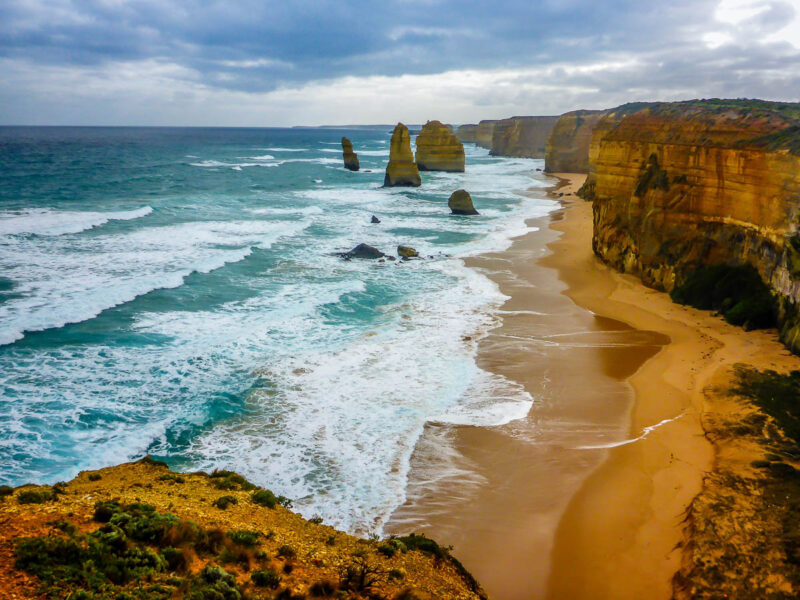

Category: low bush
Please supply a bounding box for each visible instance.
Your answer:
[250,488,292,509]
[17,489,57,504]
[212,495,238,510]
[251,567,281,588]
[277,544,296,559]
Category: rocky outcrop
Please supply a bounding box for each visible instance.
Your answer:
[476,120,498,149]
[490,116,559,158]
[587,99,800,352]
[414,120,465,172]
[370,215,381,224]
[448,189,479,215]
[341,137,360,171]
[397,245,419,258]
[456,124,478,144]
[340,243,386,259]
[545,109,608,172]
[384,123,421,187]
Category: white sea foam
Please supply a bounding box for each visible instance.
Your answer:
[0,206,153,236]
[0,219,311,346]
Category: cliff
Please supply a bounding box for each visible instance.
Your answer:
[414,120,465,172]
[341,137,360,171]
[475,120,498,149]
[545,109,607,172]
[0,458,486,600]
[585,99,800,351]
[384,123,421,187]
[489,116,559,158]
[456,124,478,144]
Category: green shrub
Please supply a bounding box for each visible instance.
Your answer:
[93,499,121,522]
[251,568,281,588]
[670,264,776,330]
[277,544,296,559]
[158,474,185,484]
[226,529,261,547]
[17,489,57,504]
[251,488,293,508]
[88,473,102,482]
[210,470,257,491]
[212,495,238,510]
[0,485,14,497]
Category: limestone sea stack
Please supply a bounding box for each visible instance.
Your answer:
[384,123,421,187]
[448,189,479,215]
[341,137,360,171]
[414,120,465,172]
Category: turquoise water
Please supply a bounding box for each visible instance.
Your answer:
[0,126,555,532]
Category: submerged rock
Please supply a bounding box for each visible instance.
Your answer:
[371,215,381,224]
[448,189,479,215]
[383,123,421,187]
[397,245,419,259]
[341,137,360,171]
[414,120,465,172]
[339,243,386,260]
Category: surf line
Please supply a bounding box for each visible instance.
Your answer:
[572,412,686,450]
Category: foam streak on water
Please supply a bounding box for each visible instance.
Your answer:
[0,126,556,534]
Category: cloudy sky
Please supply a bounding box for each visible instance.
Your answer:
[1,0,799,126]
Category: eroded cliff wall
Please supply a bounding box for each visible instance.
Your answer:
[586,100,800,351]
[456,124,478,144]
[475,120,498,148]
[545,109,607,173]
[489,116,559,158]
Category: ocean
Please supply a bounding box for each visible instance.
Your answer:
[0,125,555,533]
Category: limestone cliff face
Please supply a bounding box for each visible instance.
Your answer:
[384,123,421,187]
[414,120,465,172]
[341,136,359,171]
[587,100,800,351]
[456,124,478,143]
[545,109,607,172]
[489,116,559,158]
[476,120,498,148]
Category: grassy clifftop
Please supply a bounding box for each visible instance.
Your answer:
[0,458,485,600]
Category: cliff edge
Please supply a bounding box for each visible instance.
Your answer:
[545,109,607,173]
[585,99,800,352]
[0,458,486,600]
[489,116,559,158]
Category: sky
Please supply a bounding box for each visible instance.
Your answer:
[1,0,799,126]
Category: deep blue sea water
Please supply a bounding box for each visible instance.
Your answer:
[0,126,555,532]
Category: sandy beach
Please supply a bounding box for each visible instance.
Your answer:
[387,173,800,599]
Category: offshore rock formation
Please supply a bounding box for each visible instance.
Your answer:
[0,459,486,600]
[397,245,419,258]
[414,120,465,172]
[456,124,478,143]
[490,116,559,158]
[449,189,479,215]
[341,136,359,171]
[384,123,421,187]
[545,109,608,172]
[340,243,386,259]
[586,99,800,352]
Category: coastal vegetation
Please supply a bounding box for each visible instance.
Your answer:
[674,367,800,599]
[0,458,486,600]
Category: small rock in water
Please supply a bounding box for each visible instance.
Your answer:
[371,215,381,224]
[339,243,387,260]
[397,245,419,259]
[448,189,479,215]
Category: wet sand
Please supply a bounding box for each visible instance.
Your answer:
[387,172,799,600]
[385,174,671,599]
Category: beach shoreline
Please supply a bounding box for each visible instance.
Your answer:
[388,171,800,599]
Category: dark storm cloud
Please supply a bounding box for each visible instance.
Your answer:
[1,0,733,91]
